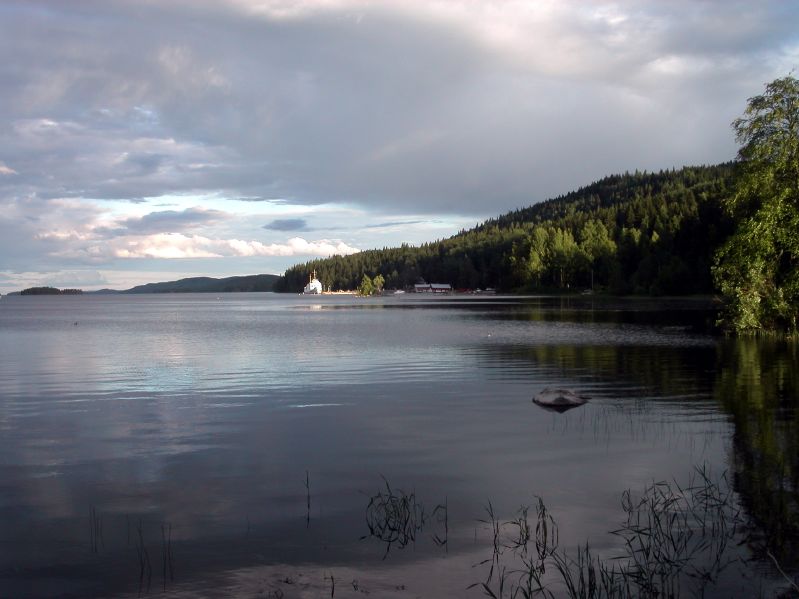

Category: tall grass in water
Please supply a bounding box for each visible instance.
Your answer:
[362,476,447,558]
[89,506,103,553]
[471,466,783,598]
[161,522,174,591]
[432,496,449,552]
[134,519,152,595]
[305,470,311,528]
[470,497,558,598]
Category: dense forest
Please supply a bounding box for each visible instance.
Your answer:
[20,287,83,295]
[275,164,736,295]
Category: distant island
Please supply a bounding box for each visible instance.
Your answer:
[20,287,83,295]
[122,274,279,293]
[92,274,281,294]
[11,274,279,296]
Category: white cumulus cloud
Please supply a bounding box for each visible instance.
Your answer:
[53,233,359,261]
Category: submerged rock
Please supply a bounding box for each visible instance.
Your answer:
[533,388,589,413]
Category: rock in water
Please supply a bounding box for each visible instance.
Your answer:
[533,388,589,413]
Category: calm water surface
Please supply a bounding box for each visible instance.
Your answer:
[0,293,796,598]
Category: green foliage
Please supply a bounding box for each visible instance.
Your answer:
[274,165,735,295]
[355,273,386,296]
[357,273,375,296]
[713,75,799,335]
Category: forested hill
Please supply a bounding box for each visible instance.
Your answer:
[274,164,736,294]
[122,274,279,293]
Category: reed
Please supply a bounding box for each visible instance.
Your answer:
[533,497,558,563]
[134,519,152,595]
[766,551,799,594]
[473,501,503,586]
[472,467,755,599]
[89,506,103,554]
[506,504,531,556]
[362,476,447,558]
[161,521,174,591]
[432,496,449,552]
[305,470,311,528]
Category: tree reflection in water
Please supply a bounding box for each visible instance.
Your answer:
[715,339,799,571]
[474,332,799,594]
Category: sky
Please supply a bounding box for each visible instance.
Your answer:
[0,0,797,293]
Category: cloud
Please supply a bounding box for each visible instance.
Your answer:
[365,219,425,229]
[24,199,358,262]
[45,270,109,287]
[0,162,17,176]
[112,207,226,235]
[234,197,281,203]
[118,152,167,176]
[0,195,109,272]
[59,234,360,260]
[263,218,308,231]
[1,0,794,219]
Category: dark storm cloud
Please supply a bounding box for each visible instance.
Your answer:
[120,153,166,176]
[0,0,797,224]
[112,208,226,235]
[365,220,426,229]
[263,218,308,232]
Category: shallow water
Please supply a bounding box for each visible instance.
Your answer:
[0,293,796,598]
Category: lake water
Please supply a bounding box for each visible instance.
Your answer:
[0,293,796,598]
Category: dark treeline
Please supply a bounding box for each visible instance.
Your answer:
[20,287,83,295]
[275,164,736,294]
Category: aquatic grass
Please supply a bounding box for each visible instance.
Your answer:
[363,477,422,557]
[533,496,558,563]
[89,506,103,553]
[161,521,174,591]
[472,501,503,586]
[362,476,447,558]
[305,470,311,528]
[606,465,744,597]
[472,466,755,599]
[432,496,449,552]
[766,550,799,595]
[551,544,599,599]
[515,497,561,598]
[506,504,532,556]
[511,559,553,599]
[134,519,152,595]
[473,496,560,590]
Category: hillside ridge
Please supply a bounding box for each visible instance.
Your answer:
[275,163,736,295]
